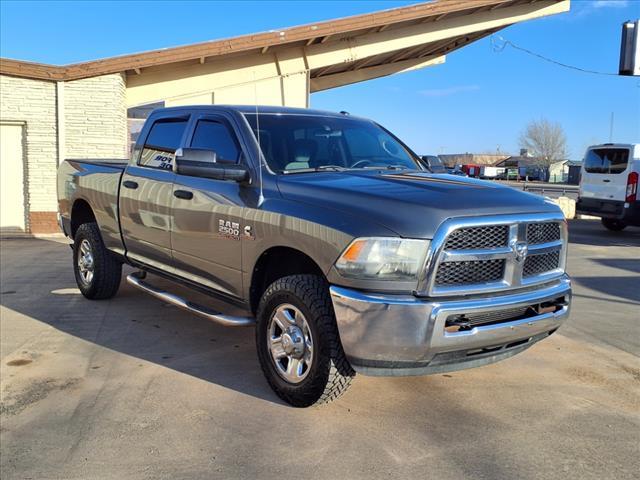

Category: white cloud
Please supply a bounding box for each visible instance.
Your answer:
[569,0,631,19]
[418,85,480,97]
[592,0,629,8]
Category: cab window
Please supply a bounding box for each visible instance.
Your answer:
[139,118,188,170]
[190,119,241,163]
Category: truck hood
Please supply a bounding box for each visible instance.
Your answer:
[277,171,560,238]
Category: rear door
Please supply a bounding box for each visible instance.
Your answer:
[580,146,631,201]
[120,114,189,270]
[170,113,248,298]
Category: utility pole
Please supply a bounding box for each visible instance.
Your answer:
[609,112,614,142]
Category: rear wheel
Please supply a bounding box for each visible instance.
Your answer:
[73,222,122,299]
[256,274,355,407]
[601,218,627,231]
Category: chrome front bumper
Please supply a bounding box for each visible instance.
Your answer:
[330,276,571,376]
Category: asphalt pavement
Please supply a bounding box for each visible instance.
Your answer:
[0,219,638,480]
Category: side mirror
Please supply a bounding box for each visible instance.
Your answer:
[175,148,250,183]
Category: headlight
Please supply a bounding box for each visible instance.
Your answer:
[335,237,430,281]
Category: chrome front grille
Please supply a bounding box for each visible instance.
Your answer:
[526,222,561,245]
[523,251,560,277]
[447,306,530,327]
[421,213,567,297]
[435,259,505,285]
[444,225,509,250]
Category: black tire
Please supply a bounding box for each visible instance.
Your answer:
[73,222,122,299]
[256,274,355,407]
[601,218,627,231]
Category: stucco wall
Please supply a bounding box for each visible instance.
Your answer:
[127,51,309,108]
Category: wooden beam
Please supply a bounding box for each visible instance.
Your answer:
[385,44,430,64]
[416,37,459,58]
[0,58,65,81]
[311,55,445,92]
[320,34,332,44]
[133,67,141,75]
[261,45,269,54]
[313,65,334,77]
[419,28,500,58]
[349,54,381,71]
[199,56,205,64]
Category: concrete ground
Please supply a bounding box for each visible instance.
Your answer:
[1,220,638,480]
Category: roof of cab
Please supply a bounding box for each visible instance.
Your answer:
[153,105,360,119]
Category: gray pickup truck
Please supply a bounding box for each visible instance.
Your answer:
[57,106,571,407]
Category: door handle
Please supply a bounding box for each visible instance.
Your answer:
[602,179,610,183]
[123,180,139,189]
[174,190,194,200]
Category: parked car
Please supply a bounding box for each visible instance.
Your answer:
[480,166,506,179]
[461,164,481,177]
[576,143,639,231]
[57,106,571,407]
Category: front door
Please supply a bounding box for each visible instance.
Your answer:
[170,114,247,299]
[119,116,189,271]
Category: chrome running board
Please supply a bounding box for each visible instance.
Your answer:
[126,272,255,327]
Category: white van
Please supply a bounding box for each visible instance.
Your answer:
[576,143,639,231]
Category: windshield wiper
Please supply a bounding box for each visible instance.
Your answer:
[361,164,410,171]
[282,165,348,174]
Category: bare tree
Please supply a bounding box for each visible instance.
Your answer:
[518,119,568,167]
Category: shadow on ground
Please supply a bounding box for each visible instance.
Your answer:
[0,237,281,405]
[568,219,640,247]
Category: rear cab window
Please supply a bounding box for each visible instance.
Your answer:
[139,118,188,170]
[584,148,630,174]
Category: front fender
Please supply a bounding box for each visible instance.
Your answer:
[240,197,398,299]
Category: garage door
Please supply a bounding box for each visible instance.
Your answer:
[0,124,26,232]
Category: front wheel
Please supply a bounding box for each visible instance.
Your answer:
[256,275,355,407]
[73,222,122,299]
[601,218,627,231]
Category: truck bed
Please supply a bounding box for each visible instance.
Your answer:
[57,158,128,254]
[65,158,128,168]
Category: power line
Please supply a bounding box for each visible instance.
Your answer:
[491,35,620,76]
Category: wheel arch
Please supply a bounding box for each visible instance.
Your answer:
[70,198,97,239]
[249,246,325,315]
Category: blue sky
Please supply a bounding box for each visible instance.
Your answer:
[1,0,638,158]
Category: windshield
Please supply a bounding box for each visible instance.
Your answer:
[244,113,421,173]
